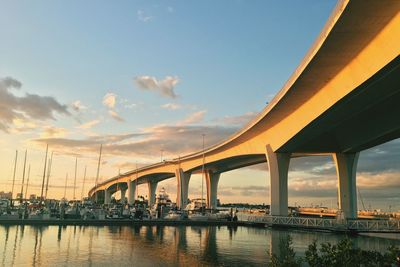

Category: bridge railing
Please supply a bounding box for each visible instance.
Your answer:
[347,219,400,232]
[241,214,400,232]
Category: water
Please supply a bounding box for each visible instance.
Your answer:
[1,225,400,266]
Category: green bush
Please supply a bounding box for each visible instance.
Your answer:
[270,235,302,267]
[269,236,400,267]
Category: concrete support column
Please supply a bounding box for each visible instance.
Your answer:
[104,188,111,205]
[266,144,291,216]
[205,171,221,209]
[176,168,191,209]
[147,181,158,207]
[127,180,136,205]
[333,152,359,219]
[120,188,127,203]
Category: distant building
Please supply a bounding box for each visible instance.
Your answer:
[0,191,12,200]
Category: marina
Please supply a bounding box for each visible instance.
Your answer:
[1,0,400,265]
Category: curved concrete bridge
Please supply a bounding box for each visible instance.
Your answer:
[89,0,400,219]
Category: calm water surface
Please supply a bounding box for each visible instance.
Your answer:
[1,225,400,266]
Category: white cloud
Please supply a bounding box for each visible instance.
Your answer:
[71,100,87,112]
[77,119,100,129]
[177,110,207,126]
[109,110,124,122]
[134,75,179,98]
[137,10,153,22]
[161,103,181,110]
[102,93,117,109]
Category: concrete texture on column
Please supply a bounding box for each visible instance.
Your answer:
[104,188,111,204]
[266,144,291,216]
[147,181,158,207]
[127,180,136,205]
[205,171,221,209]
[120,188,127,203]
[333,152,359,219]
[176,168,191,209]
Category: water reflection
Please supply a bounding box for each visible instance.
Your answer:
[1,225,400,266]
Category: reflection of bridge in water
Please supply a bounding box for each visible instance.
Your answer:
[89,0,400,222]
[2,225,400,265]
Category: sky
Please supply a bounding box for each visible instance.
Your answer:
[1,0,399,210]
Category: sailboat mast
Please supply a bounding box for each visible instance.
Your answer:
[73,157,78,200]
[358,188,367,210]
[201,134,205,210]
[39,144,49,205]
[24,164,31,202]
[81,166,87,200]
[10,150,18,206]
[95,144,102,202]
[44,151,53,200]
[63,173,68,199]
[19,149,27,203]
[136,162,138,199]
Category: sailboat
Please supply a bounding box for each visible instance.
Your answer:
[188,134,209,221]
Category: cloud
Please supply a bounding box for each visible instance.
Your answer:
[112,161,150,171]
[161,103,181,110]
[134,75,179,98]
[40,126,68,138]
[77,119,100,129]
[71,100,87,112]
[31,124,237,160]
[217,112,258,126]
[109,110,124,122]
[215,185,268,198]
[10,118,37,133]
[102,93,116,109]
[120,98,137,109]
[137,10,153,22]
[102,93,125,121]
[31,132,149,156]
[0,76,70,132]
[177,110,206,126]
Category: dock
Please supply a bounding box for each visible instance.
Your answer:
[0,218,248,227]
[244,215,400,234]
[2,215,400,235]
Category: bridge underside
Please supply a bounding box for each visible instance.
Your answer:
[190,154,267,174]
[279,55,400,153]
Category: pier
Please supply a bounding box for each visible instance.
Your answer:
[244,215,400,234]
[2,214,400,235]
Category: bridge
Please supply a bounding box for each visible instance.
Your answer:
[89,0,400,220]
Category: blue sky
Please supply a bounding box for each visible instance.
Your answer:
[2,0,399,210]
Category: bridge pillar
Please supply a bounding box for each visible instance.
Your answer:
[120,188,127,203]
[205,171,221,209]
[127,180,136,205]
[333,152,359,219]
[147,181,158,207]
[176,168,191,209]
[266,145,291,216]
[104,188,111,205]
